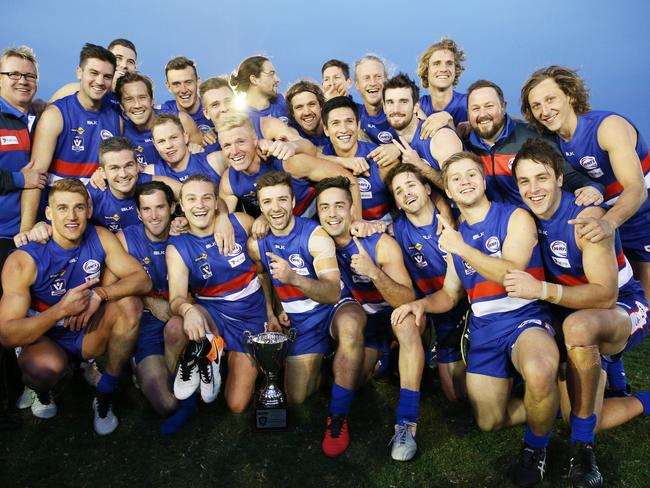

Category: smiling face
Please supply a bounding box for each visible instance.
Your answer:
[166,66,199,112]
[515,158,563,219]
[77,58,115,103]
[258,184,295,233]
[384,87,417,131]
[322,66,351,97]
[202,86,234,124]
[390,171,431,216]
[427,49,456,90]
[100,149,139,199]
[137,189,173,240]
[290,90,322,133]
[181,180,217,232]
[467,86,506,143]
[152,121,189,165]
[527,77,575,133]
[355,59,386,107]
[0,55,38,111]
[317,187,353,240]
[46,191,91,244]
[444,158,487,208]
[218,125,259,174]
[324,106,359,156]
[121,80,153,128]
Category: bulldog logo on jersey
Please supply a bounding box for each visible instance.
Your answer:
[200,262,213,279]
[377,131,393,144]
[50,278,67,296]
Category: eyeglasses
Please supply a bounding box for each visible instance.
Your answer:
[1,71,38,82]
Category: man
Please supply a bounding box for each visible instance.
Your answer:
[386,164,469,402]
[159,56,210,141]
[382,73,463,189]
[416,37,468,136]
[0,45,47,429]
[216,112,361,219]
[320,96,391,221]
[465,79,602,207]
[316,176,426,461]
[392,152,560,487]
[321,59,353,100]
[230,56,289,122]
[521,66,650,299]
[117,71,200,167]
[167,175,266,414]
[0,178,151,434]
[505,139,650,488]
[22,43,122,234]
[286,80,329,147]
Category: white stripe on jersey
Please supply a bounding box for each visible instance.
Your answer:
[471,296,535,317]
[281,297,322,314]
[196,276,261,302]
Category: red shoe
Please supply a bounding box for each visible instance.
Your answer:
[322,415,349,457]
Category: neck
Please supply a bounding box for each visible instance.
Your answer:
[177,98,200,115]
[458,197,491,225]
[304,122,324,137]
[539,192,563,221]
[557,111,579,141]
[333,231,352,249]
[405,201,436,227]
[270,216,296,237]
[135,113,154,132]
[427,86,453,110]
[246,89,270,111]
[480,122,506,148]
[189,219,215,238]
[108,185,135,201]
[144,226,170,242]
[243,155,262,175]
[168,151,190,172]
[52,232,82,250]
[397,116,420,143]
[363,99,381,116]
[333,141,359,158]
[0,96,29,115]
[76,91,102,111]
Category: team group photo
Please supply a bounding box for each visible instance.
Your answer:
[1,1,648,487]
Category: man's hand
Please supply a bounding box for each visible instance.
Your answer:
[20,161,47,190]
[419,111,453,139]
[251,215,270,240]
[339,157,370,176]
[58,279,100,329]
[170,216,190,236]
[392,136,421,166]
[67,289,103,332]
[188,142,205,154]
[13,231,30,247]
[350,219,386,238]
[504,269,543,300]
[202,128,218,146]
[574,186,604,206]
[28,222,52,244]
[266,252,296,285]
[438,217,466,255]
[258,139,297,160]
[214,213,235,255]
[266,311,290,332]
[182,305,209,342]
[350,237,379,280]
[569,216,614,243]
[391,300,425,327]
[323,82,348,100]
[368,144,400,167]
[89,167,107,191]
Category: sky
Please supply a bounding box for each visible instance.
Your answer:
[2,0,649,136]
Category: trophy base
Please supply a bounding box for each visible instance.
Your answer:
[255,405,288,431]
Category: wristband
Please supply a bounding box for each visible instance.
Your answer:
[551,284,563,304]
[540,281,548,301]
[94,287,110,302]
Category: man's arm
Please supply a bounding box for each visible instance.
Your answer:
[178,112,203,146]
[247,235,283,326]
[48,82,79,103]
[20,105,64,231]
[217,169,239,212]
[429,127,463,168]
[206,150,227,176]
[261,116,317,155]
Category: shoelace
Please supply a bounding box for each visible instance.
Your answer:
[96,394,111,418]
[328,417,344,438]
[388,422,416,446]
[179,358,195,382]
[197,358,212,384]
[521,447,545,473]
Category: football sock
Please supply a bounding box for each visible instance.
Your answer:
[329,383,354,417]
[524,426,551,449]
[632,391,650,416]
[396,388,420,426]
[96,373,119,395]
[570,413,597,446]
[606,358,627,391]
[160,395,198,435]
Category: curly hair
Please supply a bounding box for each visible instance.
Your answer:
[417,37,466,89]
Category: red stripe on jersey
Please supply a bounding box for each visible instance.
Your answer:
[416,276,445,294]
[50,159,99,178]
[30,298,50,312]
[350,288,384,304]
[616,250,626,268]
[0,128,30,152]
[148,290,170,299]
[293,186,316,216]
[196,265,256,297]
[275,283,306,301]
[604,152,650,199]
[468,266,544,301]
[363,202,389,220]
[556,274,588,286]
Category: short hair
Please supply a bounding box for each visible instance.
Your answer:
[354,54,388,79]
[322,95,359,126]
[230,55,269,93]
[214,112,255,136]
[441,151,484,189]
[0,46,38,77]
[79,43,116,70]
[98,137,135,166]
[151,113,184,134]
[385,163,430,196]
[285,80,325,120]
[321,59,350,79]
[114,71,154,103]
[255,171,294,198]
[315,176,353,205]
[180,174,218,200]
[198,76,232,101]
[520,65,591,130]
[48,178,90,205]
[165,56,198,79]
[382,72,419,104]
[135,181,175,209]
[417,37,466,89]
[466,79,506,106]
[512,138,564,180]
[107,38,137,57]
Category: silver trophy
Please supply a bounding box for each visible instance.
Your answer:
[243,329,295,430]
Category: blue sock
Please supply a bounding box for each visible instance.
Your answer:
[524,426,551,449]
[160,395,198,435]
[570,413,597,446]
[396,388,420,425]
[606,359,627,391]
[632,391,650,416]
[329,383,354,417]
[96,373,120,394]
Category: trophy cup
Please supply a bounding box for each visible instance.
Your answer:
[243,329,295,431]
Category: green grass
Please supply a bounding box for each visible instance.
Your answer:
[1,339,649,488]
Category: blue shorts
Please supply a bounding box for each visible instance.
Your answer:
[133,311,165,364]
[200,302,266,354]
[363,310,392,351]
[620,220,650,262]
[288,298,355,356]
[617,287,649,353]
[45,326,85,361]
[466,319,555,379]
[430,301,468,364]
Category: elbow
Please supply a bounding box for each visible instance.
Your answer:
[139,274,153,296]
[0,327,17,348]
[324,286,341,305]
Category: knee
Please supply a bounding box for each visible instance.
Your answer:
[164,317,187,347]
[227,396,251,414]
[476,415,505,433]
[115,297,143,332]
[337,319,364,347]
[20,355,64,387]
[522,356,558,391]
[392,319,421,349]
[563,314,597,346]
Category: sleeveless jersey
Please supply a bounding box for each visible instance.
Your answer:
[22,226,105,321]
[419,91,468,126]
[159,99,214,134]
[122,108,162,168]
[336,233,389,314]
[247,95,289,124]
[122,224,168,301]
[290,121,330,148]
[169,214,265,320]
[452,202,548,338]
[257,217,334,331]
[151,152,220,186]
[357,103,396,145]
[321,140,390,220]
[227,157,316,217]
[558,110,650,240]
[0,111,30,239]
[410,119,446,170]
[50,94,121,183]
[536,191,638,296]
[87,173,152,232]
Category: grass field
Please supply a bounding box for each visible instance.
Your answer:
[1,338,648,488]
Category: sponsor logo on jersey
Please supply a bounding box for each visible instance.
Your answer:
[278,116,289,125]
[226,242,243,257]
[142,257,151,265]
[72,134,84,152]
[351,274,371,283]
[377,131,393,143]
[83,259,101,274]
[463,260,476,275]
[87,120,97,125]
[579,156,597,170]
[550,240,567,257]
[472,232,484,240]
[72,127,85,135]
[552,256,571,268]
[228,254,245,268]
[413,252,428,268]
[587,169,604,178]
[194,252,208,262]
[100,129,114,140]
[485,236,500,253]
[200,262,213,279]
[358,178,371,192]
[51,278,67,296]
[105,214,120,222]
[198,124,211,133]
[289,254,305,268]
[0,135,19,145]
[48,269,66,279]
